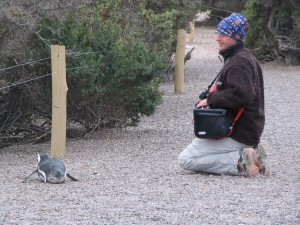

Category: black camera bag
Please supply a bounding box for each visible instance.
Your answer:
[194,66,244,139]
[194,108,234,139]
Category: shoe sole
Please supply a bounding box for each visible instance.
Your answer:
[256,144,271,176]
[243,148,259,177]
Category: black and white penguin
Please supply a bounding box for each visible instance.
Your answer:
[23,153,78,184]
[37,153,67,183]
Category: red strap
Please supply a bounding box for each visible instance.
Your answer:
[233,108,245,123]
[225,108,244,137]
[211,81,218,92]
[211,80,244,127]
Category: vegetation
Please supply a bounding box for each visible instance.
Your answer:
[201,0,300,64]
[244,0,300,64]
[1,0,298,148]
[0,0,202,147]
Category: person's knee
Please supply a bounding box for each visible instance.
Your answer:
[178,154,190,170]
[178,156,185,167]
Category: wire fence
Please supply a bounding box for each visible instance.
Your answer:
[0,5,231,92]
[0,57,51,73]
[201,4,233,14]
[0,65,96,91]
[0,51,101,91]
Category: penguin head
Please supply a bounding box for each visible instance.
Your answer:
[47,164,66,184]
[37,153,49,163]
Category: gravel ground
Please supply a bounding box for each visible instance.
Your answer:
[0,27,300,225]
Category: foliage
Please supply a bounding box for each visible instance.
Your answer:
[244,0,300,64]
[198,0,300,64]
[144,0,203,29]
[292,10,300,33]
[0,0,203,147]
[242,0,270,57]
[200,0,247,25]
[32,5,166,130]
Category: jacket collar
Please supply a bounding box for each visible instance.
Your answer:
[219,42,245,62]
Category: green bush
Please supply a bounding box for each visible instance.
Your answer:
[0,1,202,146]
[34,7,165,130]
[244,0,300,63]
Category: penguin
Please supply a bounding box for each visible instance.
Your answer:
[22,153,78,184]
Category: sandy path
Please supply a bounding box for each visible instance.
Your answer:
[0,27,299,225]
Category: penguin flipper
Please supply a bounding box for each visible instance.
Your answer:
[66,173,79,181]
[22,170,38,183]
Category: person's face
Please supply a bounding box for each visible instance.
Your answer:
[215,33,238,51]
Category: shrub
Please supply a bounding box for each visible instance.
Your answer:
[34,7,165,130]
[0,0,202,146]
[244,0,300,64]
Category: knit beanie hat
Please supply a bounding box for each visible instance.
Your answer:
[217,13,250,42]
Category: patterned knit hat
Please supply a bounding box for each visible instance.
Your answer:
[217,13,250,42]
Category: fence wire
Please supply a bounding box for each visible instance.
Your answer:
[0,57,51,73]
[0,65,94,91]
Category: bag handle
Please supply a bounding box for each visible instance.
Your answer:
[224,108,245,137]
[206,57,232,92]
[206,71,221,93]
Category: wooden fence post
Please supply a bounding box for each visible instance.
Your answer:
[189,21,195,44]
[174,29,186,93]
[51,45,68,157]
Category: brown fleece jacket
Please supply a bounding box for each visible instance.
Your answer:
[207,43,265,146]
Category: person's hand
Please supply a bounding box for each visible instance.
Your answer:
[196,99,208,108]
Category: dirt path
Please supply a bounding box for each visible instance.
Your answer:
[0,27,299,225]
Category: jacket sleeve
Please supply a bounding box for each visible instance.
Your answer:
[207,56,256,110]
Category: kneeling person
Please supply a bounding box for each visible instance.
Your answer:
[178,13,270,177]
